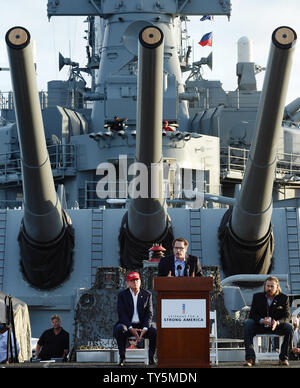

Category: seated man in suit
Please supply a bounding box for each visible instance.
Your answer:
[158,237,203,277]
[113,272,156,366]
[243,276,293,366]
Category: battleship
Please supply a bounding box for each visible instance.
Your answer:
[0,0,300,365]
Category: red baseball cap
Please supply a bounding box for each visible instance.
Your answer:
[126,272,140,282]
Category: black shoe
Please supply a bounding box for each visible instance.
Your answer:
[149,356,156,365]
[119,356,125,366]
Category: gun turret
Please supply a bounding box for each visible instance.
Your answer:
[119,26,173,268]
[6,27,74,289]
[219,26,297,277]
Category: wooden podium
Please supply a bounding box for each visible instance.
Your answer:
[154,276,213,368]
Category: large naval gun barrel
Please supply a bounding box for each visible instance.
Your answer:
[219,26,297,277]
[119,26,173,268]
[6,27,74,289]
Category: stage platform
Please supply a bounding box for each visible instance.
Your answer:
[2,360,300,368]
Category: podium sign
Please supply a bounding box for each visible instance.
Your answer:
[161,299,206,328]
[154,276,213,368]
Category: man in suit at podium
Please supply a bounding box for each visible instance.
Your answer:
[113,272,157,366]
[158,237,203,277]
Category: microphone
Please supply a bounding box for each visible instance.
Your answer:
[177,265,182,277]
[186,265,190,277]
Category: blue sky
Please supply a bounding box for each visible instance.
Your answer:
[0,0,299,104]
[188,0,300,104]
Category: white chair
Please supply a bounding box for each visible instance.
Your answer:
[117,338,149,365]
[253,334,283,361]
[292,315,299,347]
[210,310,218,365]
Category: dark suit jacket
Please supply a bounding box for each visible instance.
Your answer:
[157,254,203,277]
[249,292,290,325]
[113,288,153,336]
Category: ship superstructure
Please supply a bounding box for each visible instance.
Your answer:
[0,1,299,350]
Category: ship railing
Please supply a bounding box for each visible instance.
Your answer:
[47,143,77,175]
[0,91,51,111]
[221,146,300,180]
[0,143,77,186]
[276,152,300,178]
[83,179,222,209]
[0,90,91,111]
[220,146,248,173]
[0,91,14,111]
[84,179,130,209]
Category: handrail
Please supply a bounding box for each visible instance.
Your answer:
[221,145,300,178]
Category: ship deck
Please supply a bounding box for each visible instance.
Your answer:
[2,360,300,368]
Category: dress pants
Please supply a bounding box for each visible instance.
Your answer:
[114,322,156,358]
[244,318,293,361]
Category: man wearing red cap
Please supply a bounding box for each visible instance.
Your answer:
[113,272,156,366]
